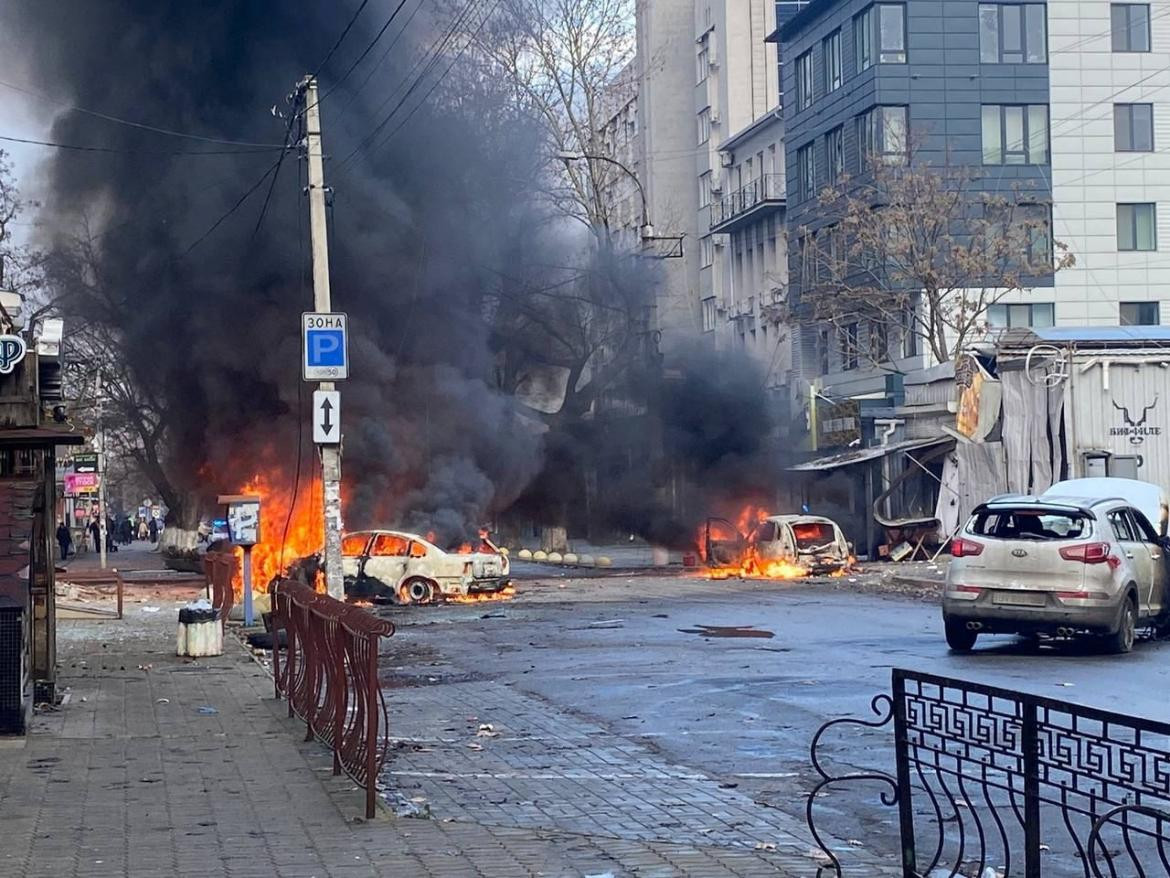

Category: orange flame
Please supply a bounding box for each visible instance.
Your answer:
[448,584,517,604]
[232,471,325,596]
[697,504,851,581]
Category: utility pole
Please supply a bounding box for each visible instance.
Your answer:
[97,369,107,570]
[301,76,344,600]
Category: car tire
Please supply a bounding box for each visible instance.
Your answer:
[945,619,978,652]
[399,578,435,605]
[1104,597,1137,655]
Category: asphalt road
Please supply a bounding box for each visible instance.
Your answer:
[379,568,1170,868]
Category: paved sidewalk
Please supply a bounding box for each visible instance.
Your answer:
[0,607,834,877]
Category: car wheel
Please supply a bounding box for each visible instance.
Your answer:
[1105,597,1137,655]
[945,619,978,652]
[399,578,435,605]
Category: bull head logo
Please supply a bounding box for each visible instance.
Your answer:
[1113,396,1158,445]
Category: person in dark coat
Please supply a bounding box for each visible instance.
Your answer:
[56,522,72,560]
[148,517,158,543]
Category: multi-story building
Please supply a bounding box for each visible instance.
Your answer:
[778,0,1170,399]
[628,0,787,379]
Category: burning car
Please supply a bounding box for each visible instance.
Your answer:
[341,529,511,604]
[703,513,852,578]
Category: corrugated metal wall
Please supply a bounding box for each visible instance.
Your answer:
[1067,354,1170,486]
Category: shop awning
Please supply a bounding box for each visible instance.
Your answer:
[788,436,953,472]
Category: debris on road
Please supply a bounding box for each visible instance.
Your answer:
[677,625,775,639]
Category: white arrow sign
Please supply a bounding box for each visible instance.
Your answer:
[313,390,341,445]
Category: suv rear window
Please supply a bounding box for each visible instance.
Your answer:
[970,509,1090,540]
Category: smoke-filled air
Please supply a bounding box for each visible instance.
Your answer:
[3,0,786,552]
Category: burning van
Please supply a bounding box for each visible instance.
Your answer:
[341,530,511,604]
[704,514,852,578]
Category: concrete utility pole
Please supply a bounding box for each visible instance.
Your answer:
[301,77,344,600]
[97,369,107,570]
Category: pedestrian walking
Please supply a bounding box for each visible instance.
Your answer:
[56,522,72,560]
[148,517,158,543]
[137,517,148,540]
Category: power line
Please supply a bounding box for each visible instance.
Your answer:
[368,0,501,157]
[0,77,287,148]
[179,155,285,258]
[336,0,428,119]
[249,98,305,242]
[303,0,416,118]
[310,0,374,79]
[0,132,288,156]
[337,0,487,170]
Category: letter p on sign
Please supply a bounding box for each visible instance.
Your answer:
[302,312,349,380]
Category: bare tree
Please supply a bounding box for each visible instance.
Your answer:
[0,150,43,301]
[788,151,1075,367]
[45,226,204,547]
[466,0,638,237]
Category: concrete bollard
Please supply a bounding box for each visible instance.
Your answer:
[597,556,612,568]
[518,548,533,560]
[533,550,548,562]
[547,552,563,564]
[563,553,579,565]
[499,546,510,556]
[579,555,595,567]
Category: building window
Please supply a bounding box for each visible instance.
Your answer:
[698,108,711,144]
[826,125,845,184]
[1117,203,1157,251]
[699,171,712,208]
[1121,301,1160,325]
[979,4,1047,63]
[795,50,814,111]
[702,297,717,332]
[823,29,843,92]
[857,105,908,170]
[799,234,813,286]
[901,305,919,357]
[981,104,1049,164]
[1112,4,1151,52]
[987,302,1055,328]
[700,235,715,267]
[1024,205,1054,267]
[855,4,907,70]
[1115,103,1154,151]
[797,142,816,201]
[840,323,860,370]
[697,36,710,83]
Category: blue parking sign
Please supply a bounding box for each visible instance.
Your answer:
[302,312,349,380]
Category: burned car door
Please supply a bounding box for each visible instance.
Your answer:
[342,532,372,579]
[705,517,745,567]
[364,533,412,592]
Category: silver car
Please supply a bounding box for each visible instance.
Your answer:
[942,487,1170,653]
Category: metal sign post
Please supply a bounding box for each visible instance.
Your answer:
[218,494,261,626]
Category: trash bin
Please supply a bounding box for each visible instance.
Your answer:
[177,600,223,657]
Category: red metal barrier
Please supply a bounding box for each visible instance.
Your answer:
[269,579,395,818]
[202,551,237,626]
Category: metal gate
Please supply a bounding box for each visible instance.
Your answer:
[807,669,1170,877]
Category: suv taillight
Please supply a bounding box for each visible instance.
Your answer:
[951,537,984,558]
[1059,542,1113,564]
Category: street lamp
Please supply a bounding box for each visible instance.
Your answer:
[555,150,654,241]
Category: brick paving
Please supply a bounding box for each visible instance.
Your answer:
[0,606,871,877]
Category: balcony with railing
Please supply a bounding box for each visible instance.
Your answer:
[710,173,786,233]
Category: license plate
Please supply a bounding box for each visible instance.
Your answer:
[993,591,1047,607]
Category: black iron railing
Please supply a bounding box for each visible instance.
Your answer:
[807,668,1170,877]
[712,173,785,227]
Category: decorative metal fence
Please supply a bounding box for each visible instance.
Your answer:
[270,579,396,818]
[807,669,1170,877]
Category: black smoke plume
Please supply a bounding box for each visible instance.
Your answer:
[5,2,792,549]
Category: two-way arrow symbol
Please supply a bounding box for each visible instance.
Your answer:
[320,397,334,435]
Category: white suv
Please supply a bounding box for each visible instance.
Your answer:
[942,480,1170,654]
